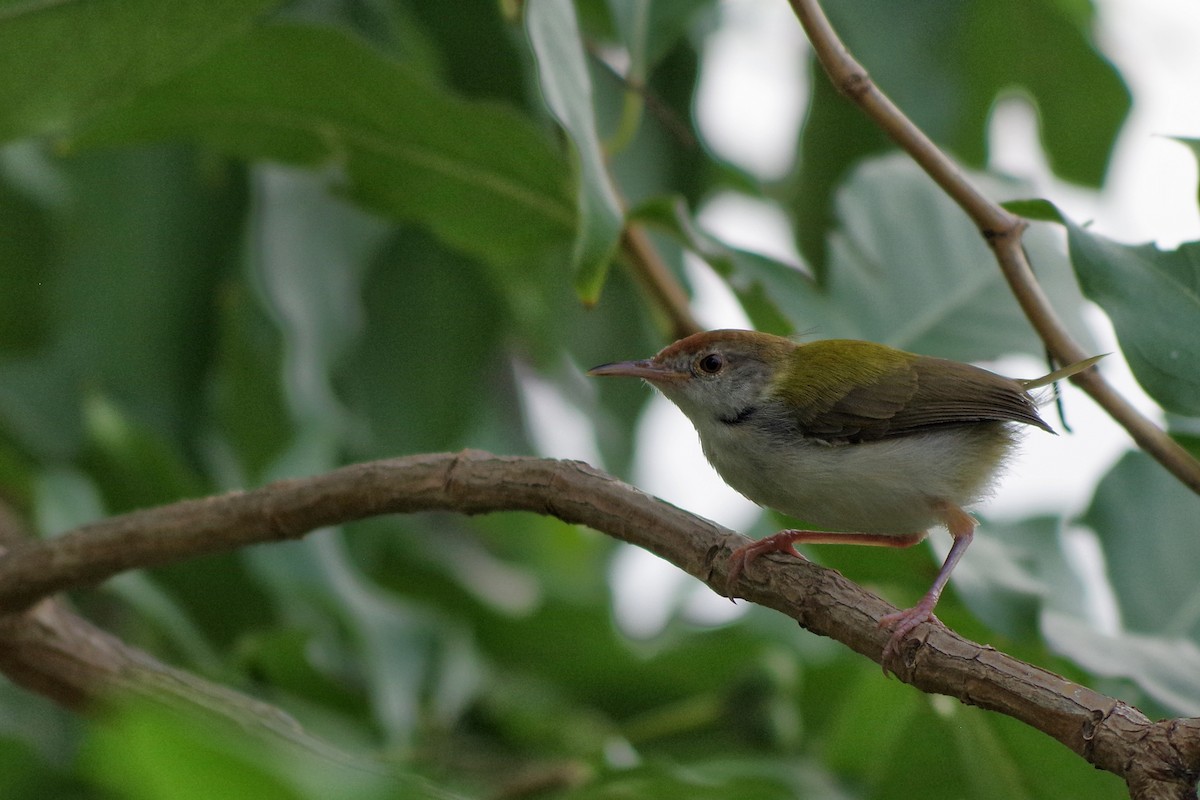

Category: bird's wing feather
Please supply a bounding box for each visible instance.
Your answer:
[775,341,1051,442]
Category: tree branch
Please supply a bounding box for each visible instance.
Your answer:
[0,451,1196,796]
[0,501,365,767]
[786,0,1200,497]
[620,223,703,340]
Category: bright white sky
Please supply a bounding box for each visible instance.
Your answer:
[524,0,1200,635]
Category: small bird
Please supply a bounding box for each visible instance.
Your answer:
[588,329,1100,664]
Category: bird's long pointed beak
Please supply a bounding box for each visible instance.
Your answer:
[587,359,687,383]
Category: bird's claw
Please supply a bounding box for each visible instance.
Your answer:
[878,602,943,672]
[725,532,807,599]
[725,550,749,600]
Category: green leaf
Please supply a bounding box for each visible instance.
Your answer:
[336,227,509,457]
[820,157,1091,359]
[0,0,285,140]
[1000,198,1062,222]
[1172,136,1200,209]
[959,0,1129,186]
[248,165,390,426]
[73,23,575,269]
[790,53,891,277]
[104,571,225,673]
[1043,610,1200,717]
[526,0,624,302]
[1084,452,1200,638]
[209,282,292,484]
[1049,212,1200,416]
[234,628,364,713]
[0,173,53,352]
[821,662,1123,798]
[404,0,528,104]
[607,0,712,78]
[1038,451,1200,716]
[32,466,104,537]
[0,146,240,460]
[80,699,406,800]
[81,394,204,511]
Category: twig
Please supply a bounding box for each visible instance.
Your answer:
[786,0,1200,496]
[620,224,703,339]
[0,451,1196,795]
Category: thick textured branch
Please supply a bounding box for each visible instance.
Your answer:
[0,502,360,765]
[0,451,1196,795]
[787,0,1200,498]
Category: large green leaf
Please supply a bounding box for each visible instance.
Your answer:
[336,227,510,457]
[527,0,624,302]
[0,0,285,140]
[821,662,1124,798]
[1084,452,1200,638]
[1043,611,1200,718]
[1070,232,1200,417]
[73,23,575,269]
[80,699,429,800]
[248,165,390,426]
[404,0,528,104]
[958,0,1129,185]
[820,157,1092,359]
[1020,201,1200,416]
[1016,451,1200,717]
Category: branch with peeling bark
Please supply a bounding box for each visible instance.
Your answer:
[0,451,1196,796]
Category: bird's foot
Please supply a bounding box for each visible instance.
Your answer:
[878,599,943,670]
[725,530,810,599]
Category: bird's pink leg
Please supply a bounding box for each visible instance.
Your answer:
[878,501,976,665]
[726,529,926,598]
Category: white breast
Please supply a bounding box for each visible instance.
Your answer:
[694,417,1018,535]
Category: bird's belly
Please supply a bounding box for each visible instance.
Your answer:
[700,424,1017,534]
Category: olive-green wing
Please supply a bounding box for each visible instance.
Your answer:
[773,340,1051,442]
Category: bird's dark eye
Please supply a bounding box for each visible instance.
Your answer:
[697,353,724,375]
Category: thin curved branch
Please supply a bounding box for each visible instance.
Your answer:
[787,0,1200,496]
[0,451,1196,795]
[620,223,703,340]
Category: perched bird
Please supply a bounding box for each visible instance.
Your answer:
[588,329,1100,663]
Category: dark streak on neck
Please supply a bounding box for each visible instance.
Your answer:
[719,405,757,426]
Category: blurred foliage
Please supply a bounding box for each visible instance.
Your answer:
[0,0,1193,797]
